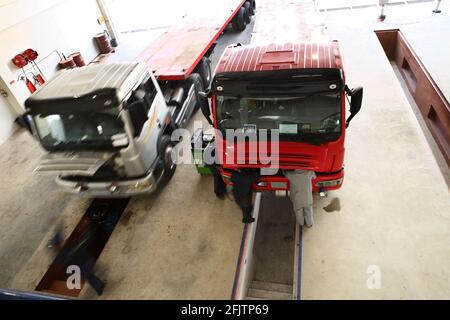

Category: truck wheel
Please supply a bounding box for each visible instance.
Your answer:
[160,135,177,179]
[248,1,255,15]
[194,57,212,89]
[232,7,247,32]
[244,2,252,22]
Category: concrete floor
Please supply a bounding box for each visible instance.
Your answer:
[300,3,450,299]
[1,0,450,300]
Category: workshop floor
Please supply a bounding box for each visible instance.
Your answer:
[1,0,449,300]
[300,3,450,299]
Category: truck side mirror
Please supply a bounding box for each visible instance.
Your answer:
[198,89,211,99]
[198,89,213,126]
[346,86,363,128]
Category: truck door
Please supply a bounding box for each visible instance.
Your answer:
[128,74,168,170]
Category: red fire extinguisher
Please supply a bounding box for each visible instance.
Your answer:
[19,70,37,94]
[12,49,46,94]
[25,76,37,94]
[23,49,46,85]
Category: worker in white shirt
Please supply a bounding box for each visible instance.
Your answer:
[284,170,316,227]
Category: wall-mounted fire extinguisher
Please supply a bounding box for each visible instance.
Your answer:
[18,71,37,94]
[23,49,46,85]
[24,75,37,94]
[11,49,46,94]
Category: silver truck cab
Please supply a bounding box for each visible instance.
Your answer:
[24,62,184,197]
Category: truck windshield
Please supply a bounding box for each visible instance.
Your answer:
[34,110,126,151]
[216,94,342,143]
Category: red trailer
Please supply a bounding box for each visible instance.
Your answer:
[132,0,256,129]
[137,0,252,81]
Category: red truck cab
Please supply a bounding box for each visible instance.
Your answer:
[208,41,363,193]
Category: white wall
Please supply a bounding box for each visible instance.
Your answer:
[0,0,103,144]
[0,79,15,145]
[0,103,14,145]
[0,0,66,31]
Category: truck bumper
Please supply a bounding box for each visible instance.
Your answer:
[56,170,159,197]
[219,168,345,193]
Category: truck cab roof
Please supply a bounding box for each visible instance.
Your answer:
[25,62,149,115]
[215,41,343,74]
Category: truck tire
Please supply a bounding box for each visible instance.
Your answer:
[244,2,252,22]
[232,7,247,32]
[160,135,177,179]
[194,57,212,89]
[248,1,255,15]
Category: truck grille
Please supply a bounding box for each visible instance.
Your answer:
[35,152,114,177]
[233,152,318,168]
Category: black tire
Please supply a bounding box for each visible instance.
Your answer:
[160,135,177,179]
[194,57,212,89]
[231,7,246,32]
[243,2,251,23]
[244,1,253,20]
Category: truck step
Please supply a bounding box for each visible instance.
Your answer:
[247,288,293,300]
[250,280,293,294]
[247,280,293,300]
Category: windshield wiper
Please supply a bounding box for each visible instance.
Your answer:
[299,136,325,146]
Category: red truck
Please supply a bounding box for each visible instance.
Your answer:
[202,41,363,194]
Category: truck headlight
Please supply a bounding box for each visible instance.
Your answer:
[315,178,343,187]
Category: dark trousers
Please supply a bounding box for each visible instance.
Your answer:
[231,170,260,222]
[210,166,227,197]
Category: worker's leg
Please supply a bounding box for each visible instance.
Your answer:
[295,207,305,226]
[303,206,314,227]
[210,166,227,199]
[231,171,259,224]
[232,188,255,224]
[242,207,255,224]
[231,188,254,224]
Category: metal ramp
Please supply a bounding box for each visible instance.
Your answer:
[232,192,302,300]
